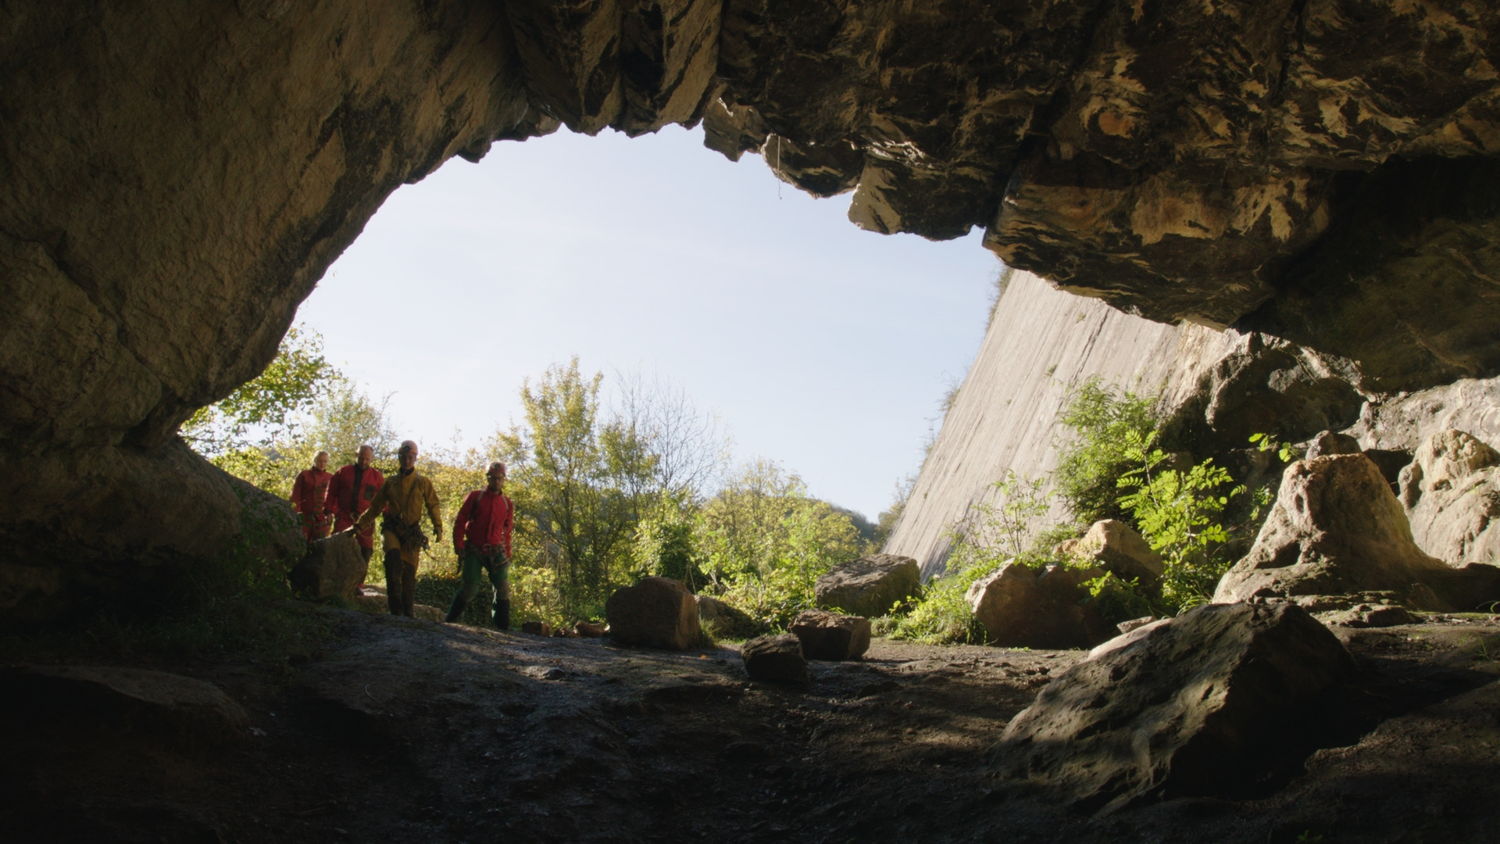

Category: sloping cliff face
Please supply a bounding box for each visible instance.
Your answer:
[885,271,1238,576]
[5,1,1500,621]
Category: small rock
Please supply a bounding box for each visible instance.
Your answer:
[788,609,871,660]
[741,634,808,686]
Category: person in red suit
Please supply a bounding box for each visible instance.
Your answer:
[445,462,515,629]
[290,451,333,542]
[324,444,385,563]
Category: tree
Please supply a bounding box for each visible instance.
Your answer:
[301,381,399,464]
[697,460,863,629]
[181,326,340,457]
[492,358,658,618]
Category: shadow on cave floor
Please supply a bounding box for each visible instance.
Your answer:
[3,607,1500,843]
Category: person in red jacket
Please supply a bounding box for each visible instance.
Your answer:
[445,462,515,629]
[290,451,333,542]
[324,444,385,563]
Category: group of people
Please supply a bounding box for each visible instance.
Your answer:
[289,442,515,629]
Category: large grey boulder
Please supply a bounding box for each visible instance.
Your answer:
[966,561,1113,649]
[1215,454,1454,606]
[288,531,366,601]
[1398,429,1500,566]
[788,609,870,661]
[1055,519,1163,589]
[605,577,702,651]
[814,554,920,617]
[998,601,1356,812]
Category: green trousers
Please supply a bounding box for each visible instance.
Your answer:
[454,548,510,606]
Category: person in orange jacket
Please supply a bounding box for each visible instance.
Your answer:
[290,451,333,543]
[357,440,442,617]
[445,462,515,630]
[324,445,385,564]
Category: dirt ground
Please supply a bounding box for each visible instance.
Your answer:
[6,602,1500,843]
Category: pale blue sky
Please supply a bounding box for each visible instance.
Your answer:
[297,125,1000,520]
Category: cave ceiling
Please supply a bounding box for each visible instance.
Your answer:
[3,0,1500,619]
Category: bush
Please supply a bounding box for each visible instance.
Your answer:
[1055,378,1159,526]
[1115,429,1244,612]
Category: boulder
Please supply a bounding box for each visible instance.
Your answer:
[1398,430,1500,566]
[1214,455,1454,607]
[605,577,702,651]
[1055,520,1163,588]
[1306,430,1362,458]
[814,554,920,617]
[965,561,1114,649]
[521,621,553,637]
[287,531,366,601]
[788,609,870,661]
[2,665,249,748]
[998,601,1356,812]
[696,594,760,639]
[741,634,808,687]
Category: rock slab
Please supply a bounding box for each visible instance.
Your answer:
[998,601,1356,812]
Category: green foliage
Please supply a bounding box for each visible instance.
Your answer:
[1082,573,1156,625]
[1248,431,1299,463]
[887,473,1055,644]
[698,460,863,631]
[1055,378,1158,526]
[182,326,341,457]
[1115,429,1245,611]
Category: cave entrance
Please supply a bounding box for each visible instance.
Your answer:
[296,125,1001,520]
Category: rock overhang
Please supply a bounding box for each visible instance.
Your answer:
[4,0,1500,621]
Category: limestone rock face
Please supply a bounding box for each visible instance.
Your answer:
[1399,430,1500,565]
[7,2,1500,622]
[605,577,702,650]
[814,554,919,618]
[1214,455,1452,605]
[998,601,1356,812]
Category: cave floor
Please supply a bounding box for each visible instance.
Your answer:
[6,605,1500,843]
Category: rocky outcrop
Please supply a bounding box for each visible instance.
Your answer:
[1399,430,1500,565]
[7,2,1500,622]
[966,562,1113,649]
[1214,454,1500,610]
[605,577,702,650]
[998,601,1356,813]
[814,554,920,617]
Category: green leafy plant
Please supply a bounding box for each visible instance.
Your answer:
[1115,429,1245,611]
[1055,378,1159,526]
